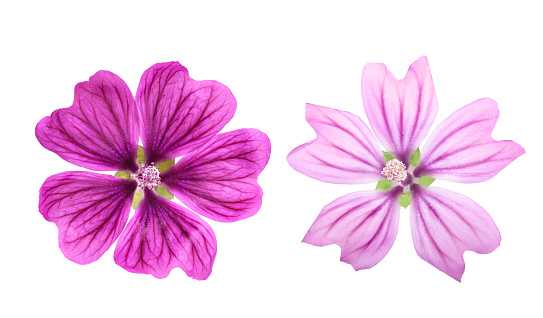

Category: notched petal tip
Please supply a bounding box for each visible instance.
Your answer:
[415,98,524,183]
[136,61,237,164]
[303,189,402,271]
[161,129,271,223]
[287,104,384,184]
[36,70,140,172]
[410,186,501,281]
[361,56,438,163]
[39,171,137,265]
[114,190,217,279]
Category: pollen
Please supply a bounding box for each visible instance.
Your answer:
[381,159,407,183]
[135,163,161,189]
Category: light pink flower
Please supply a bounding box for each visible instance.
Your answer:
[287,56,524,281]
[36,62,271,279]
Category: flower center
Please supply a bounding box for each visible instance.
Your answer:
[381,159,407,183]
[135,163,161,189]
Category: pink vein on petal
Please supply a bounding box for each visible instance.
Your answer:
[113,189,217,279]
[161,129,271,223]
[414,98,525,183]
[136,62,236,164]
[35,71,140,172]
[303,187,403,270]
[361,56,438,163]
[39,171,137,264]
[286,103,385,184]
[410,185,501,281]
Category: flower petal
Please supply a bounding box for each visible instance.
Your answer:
[136,62,236,164]
[413,98,525,183]
[39,171,137,264]
[410,185,501,281]
[362,56,438,163]
[303,188,402,270]
[36,71,140,172]
[114,189,217,279]
[286,104,384,184]
[161,129,271,223]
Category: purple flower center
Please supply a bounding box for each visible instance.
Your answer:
[135,163,161,189]
[402,172,414,187]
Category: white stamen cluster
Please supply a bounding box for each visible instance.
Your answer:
[135,163,161,189]
[381,159,407,182]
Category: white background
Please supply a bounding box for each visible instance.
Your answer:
[1,1,541,317]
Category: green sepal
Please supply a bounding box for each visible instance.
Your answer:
[375,180,393,190]
[132,189,143,209]
[155,185,174,200]
[114,170,131,180]
[419,176,436,187]
[383,151,394,162]
[410,148,420,166]
[156,159,175,173]
[400,193,411,209]
[137,145,145,165]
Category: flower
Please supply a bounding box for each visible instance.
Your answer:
[287,56,524,281]
[36,62,271,279]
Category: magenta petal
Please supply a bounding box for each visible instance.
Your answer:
[114,189,217,279]
[161,129,271,223]
[36,71,140,172]
[362,56,438,163]
[136,62,236,164]
[303,188,402,270]
[286,104,384,184]
[414,98,525,183]
[410,185,501,281]
[39,171,137,264]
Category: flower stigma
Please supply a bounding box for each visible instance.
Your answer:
[134,162,161,189]
[381,159,407,184]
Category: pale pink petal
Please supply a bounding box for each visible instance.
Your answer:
[136,62,236,164]
[161,129,271,223]
[303,188,403,270]
[114,189,217,279]
[362,56,438,163]
[414,98,524,183]
[39,171,137,264]
[410,185,501,281]
[36,71,140,172]
[286,103,384,184]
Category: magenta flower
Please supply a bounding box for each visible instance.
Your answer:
[36,62,271,279]
[287,56,524,281]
